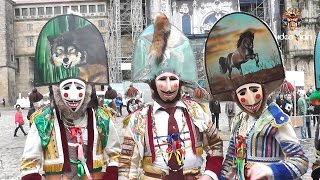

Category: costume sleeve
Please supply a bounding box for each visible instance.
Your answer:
[119,114,144,180]
[270,123,309,179]
[104,119,121,167]
[20,123,43,179]
[312,149,320,180]
[200,103,223,178]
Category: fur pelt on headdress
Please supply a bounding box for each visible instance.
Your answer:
[52,83,92,120]
[149,13,171,65]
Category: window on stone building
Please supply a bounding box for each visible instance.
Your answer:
[38,7,44,16]
[15,8,20,17]
[29,57,35,78]
[182,15,191,34]
[89,5,96,13]
[27,37,34,47]
[71,6,78,12]
[54,6,61,15]
[22,8,28,16]
[98,20,105,27]
[16,58,20,73]
[27,23,33,31]
[30,8,36,16]
[203,14,217,33]
[97,4,105,12]
[63,6,69,14]
[46,7,53,15]
[80,5,87,13]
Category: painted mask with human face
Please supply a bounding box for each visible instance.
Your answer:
[155,72,180,102]
[236,83,263,115]
[59,79,86,112]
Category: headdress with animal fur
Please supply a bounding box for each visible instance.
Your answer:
[131,12,198,86]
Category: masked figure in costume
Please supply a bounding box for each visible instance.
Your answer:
[20,15,120,180]
[308,90,320,179]
[118,13,223,180]
[205,12,308,180]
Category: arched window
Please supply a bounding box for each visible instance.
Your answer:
[203,14,217,33]
[182,15,191,34]
[204,14,217,25]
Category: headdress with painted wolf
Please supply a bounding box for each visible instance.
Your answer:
[205,12,285,114]
[34,14,109,86]
[132,13,198,86]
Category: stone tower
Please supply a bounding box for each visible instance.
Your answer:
[0,0,16,105]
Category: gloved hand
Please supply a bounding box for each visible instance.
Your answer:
[21,173,42,180]
[247,163,273,180]
[103,166,118,180]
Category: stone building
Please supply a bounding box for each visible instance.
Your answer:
[1,0,317,105]
[3,0,109,105]
[0,0,15,106]
[280,0,320,89]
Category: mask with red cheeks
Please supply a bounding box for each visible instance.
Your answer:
[155,72,180,102]
[236,83,263,114]
[59,79,86,112]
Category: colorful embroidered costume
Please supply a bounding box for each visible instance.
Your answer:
[119,13,223,180]
[21,105,120,178]
[119,99,223,179]
[221,103,308,179]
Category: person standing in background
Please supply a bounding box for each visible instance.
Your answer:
[115,96,123,117]
[104,85,118,112]
[298,91,307,139]
[225,101,236,131]
[209,98,221,130]
[117,93,123,116]
[1,98,5,107]
[14,104,27,137]
[314,105,320,126]
[27,88,44,127]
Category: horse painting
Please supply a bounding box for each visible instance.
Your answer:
[219,31,259,78]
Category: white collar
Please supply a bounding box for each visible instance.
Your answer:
[152,100,186,114]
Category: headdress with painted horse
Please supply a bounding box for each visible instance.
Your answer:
[205,12,285,102]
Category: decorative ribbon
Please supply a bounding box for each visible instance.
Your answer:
[166,133,185,166]
[70,128,84,149]
[235,135,246,180]
[69,127,92,180]
[70,159,85,178]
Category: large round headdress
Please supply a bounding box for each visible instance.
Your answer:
[132,13,198,86]
[205,12,285,101]
[34,14,109,86]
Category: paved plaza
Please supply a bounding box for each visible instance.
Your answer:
[0,102,316,179]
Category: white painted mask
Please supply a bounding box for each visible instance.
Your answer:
[155,72,180,102]
[59,79,86,112]
[236,83,263,114]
